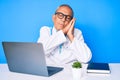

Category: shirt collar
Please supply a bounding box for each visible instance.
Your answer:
[52,26,58,34]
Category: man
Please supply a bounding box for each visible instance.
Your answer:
[38,4,92,65]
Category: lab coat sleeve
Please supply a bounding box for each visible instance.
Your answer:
[69,29,92,63]
[37,26,67,55]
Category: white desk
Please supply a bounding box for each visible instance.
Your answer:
[0,63,120,80]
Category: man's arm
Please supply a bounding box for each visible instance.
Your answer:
[37,26,67,54]
[69,29,92,63]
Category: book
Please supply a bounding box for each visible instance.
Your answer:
[87,63,111,74]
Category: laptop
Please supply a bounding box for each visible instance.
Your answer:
[2,42,63,77]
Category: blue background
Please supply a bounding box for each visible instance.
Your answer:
[0,0,120,63]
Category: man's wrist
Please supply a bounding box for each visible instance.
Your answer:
[68,35,74,42]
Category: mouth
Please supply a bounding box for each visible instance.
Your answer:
[58,22,64,26]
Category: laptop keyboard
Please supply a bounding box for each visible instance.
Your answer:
[47,66,63,76]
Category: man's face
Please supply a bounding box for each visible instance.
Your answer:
[52,6,73,30]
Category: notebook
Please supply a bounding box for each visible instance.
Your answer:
[87,63,110,74]
[2,42,63,77]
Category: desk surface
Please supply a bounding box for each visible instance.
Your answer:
[0,63,120,80]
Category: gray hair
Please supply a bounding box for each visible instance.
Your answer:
[55,4,74,18]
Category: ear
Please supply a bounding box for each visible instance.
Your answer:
[52,15,55,22]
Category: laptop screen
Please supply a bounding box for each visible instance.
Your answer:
[2,42,63,76]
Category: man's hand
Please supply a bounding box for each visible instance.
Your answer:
[67,18,76,42]
[62,18,76,42]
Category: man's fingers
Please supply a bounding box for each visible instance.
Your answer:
[63,18,76,34]
[70,18,76,29]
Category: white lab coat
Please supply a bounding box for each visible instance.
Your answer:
[37,26,92,66]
